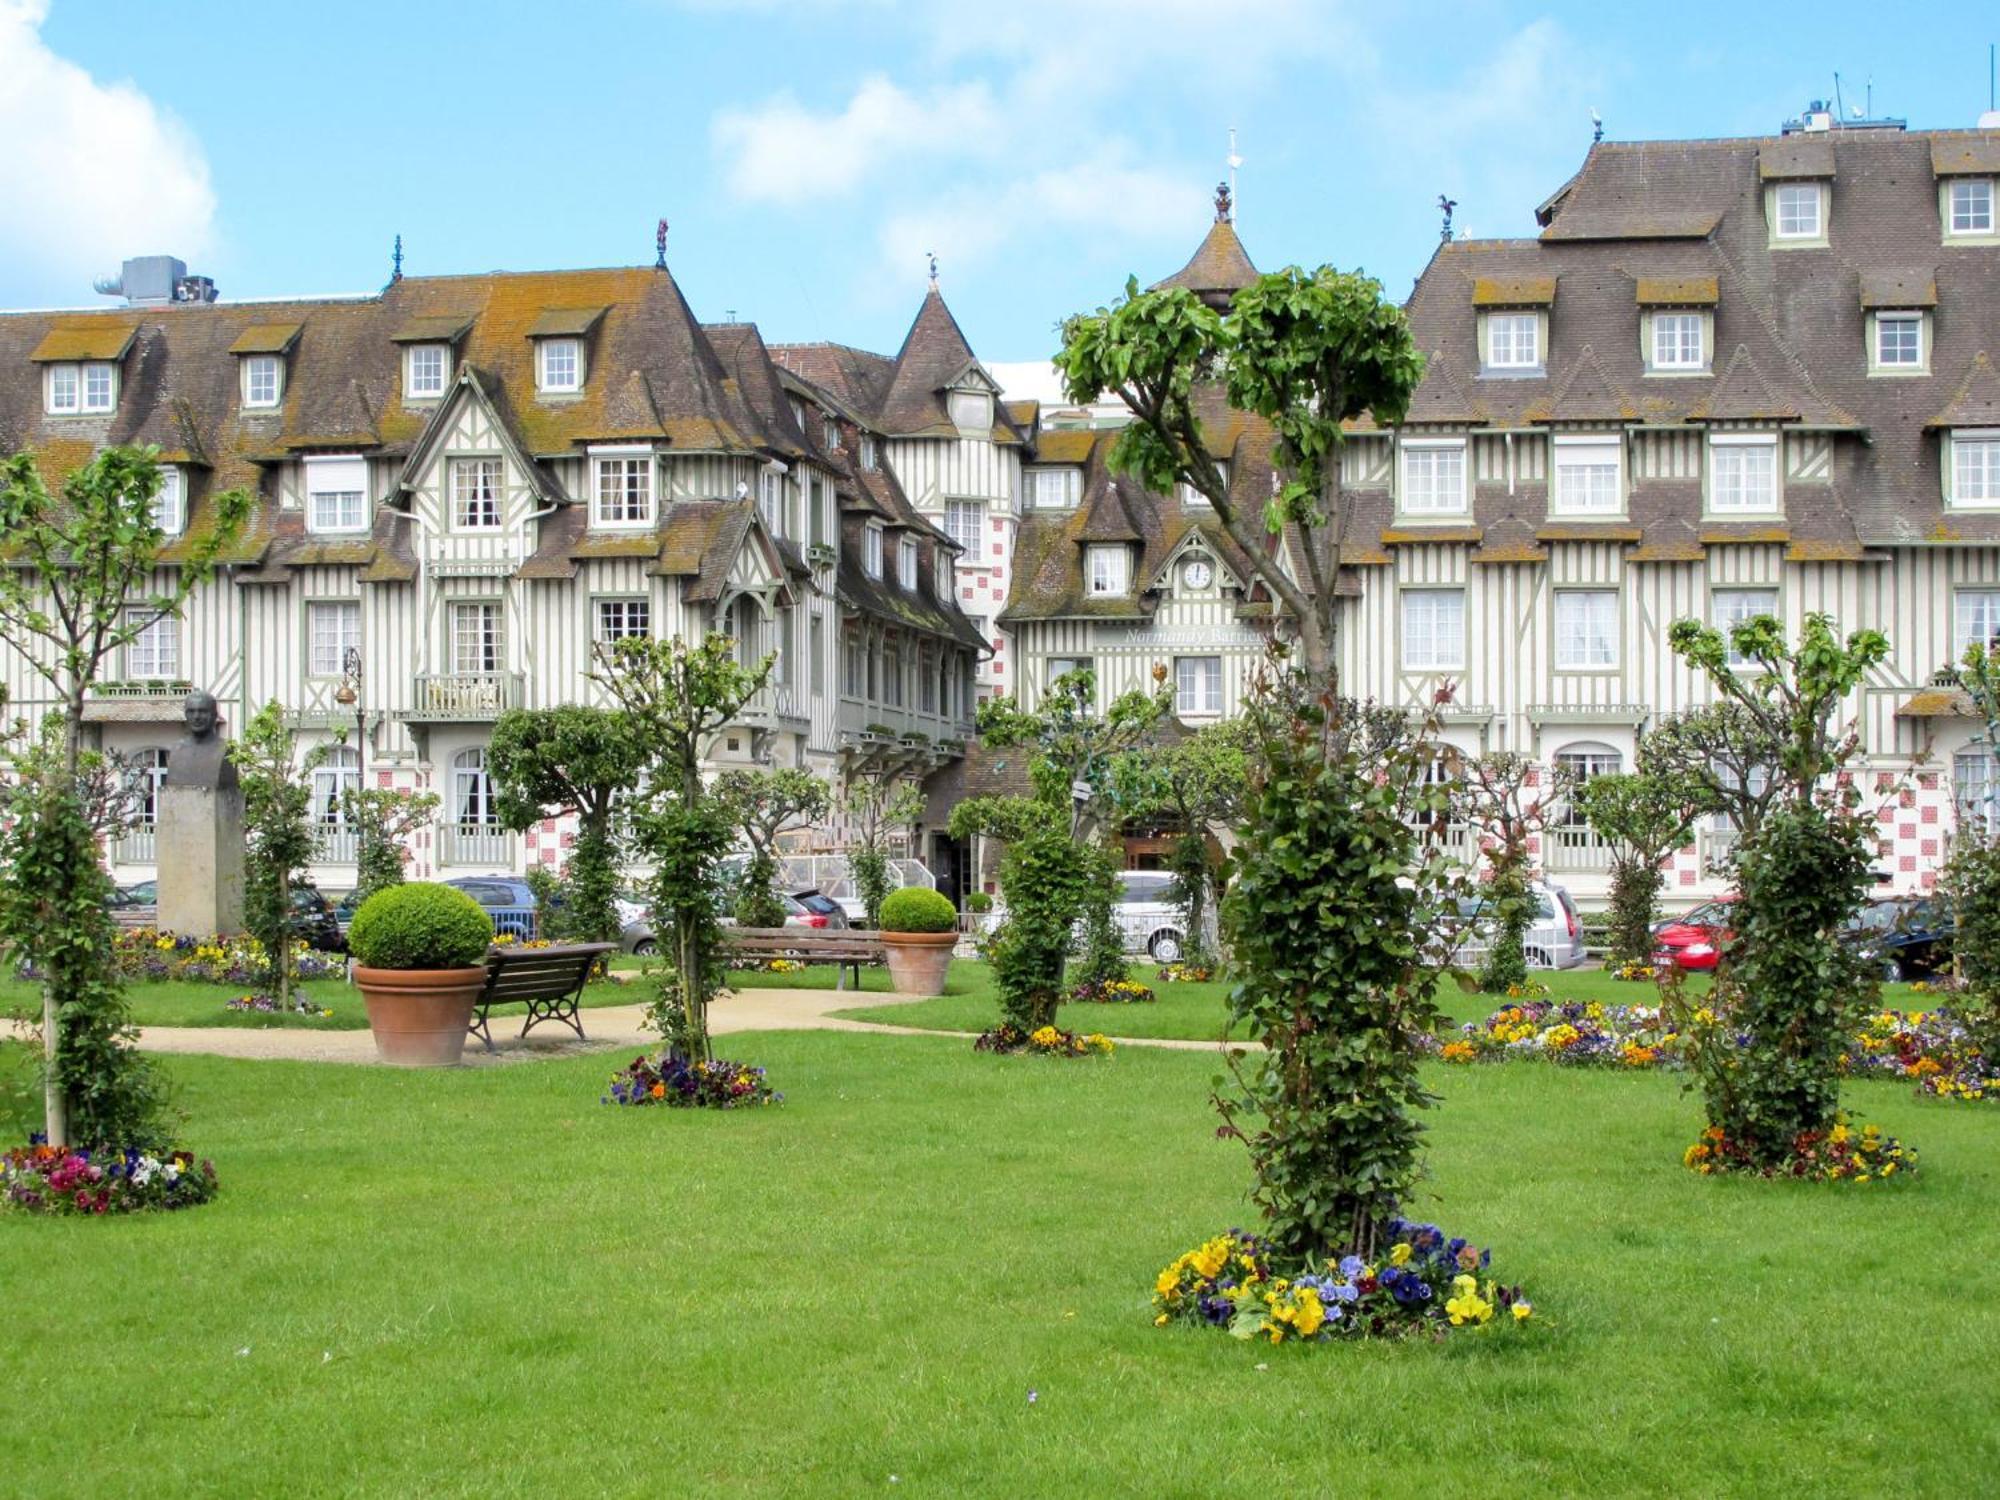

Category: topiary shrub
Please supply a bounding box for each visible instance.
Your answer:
[879,886,957,933]
[964,891,993,914]
[348,883,495,970]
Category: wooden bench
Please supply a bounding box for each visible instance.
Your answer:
[469,942,619,1051]
[722,927,887,990]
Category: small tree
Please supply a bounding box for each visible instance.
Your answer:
[1453,752,1567,992]
[1940,643,2000,1059]
[840,774,923,928]
[488,705,646,945]
[1576,763,1716,967]
[0,446,247,1146]
[230,703,325,1013]
[1641,700,1788,853]
[716,768,831,927]
[1110,718,1248,963]
[947,794,1093,1032]
[593,636,769,1060]
[346,786,440,906]
[1667,612,1888,1168]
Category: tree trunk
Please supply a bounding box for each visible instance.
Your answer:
[41,679,86,1145]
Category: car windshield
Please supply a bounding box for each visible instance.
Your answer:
[1850,901,1909,933]
[1118,875,1175,904]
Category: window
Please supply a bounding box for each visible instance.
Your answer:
[305,455,369,533]
[1554,590,1618,669]
[1651,313,1705,371]
[1956,590,2000,658]
[311,747,358,831]
[1175,655,1223,716]
[595,598,650,643]
[1552,437,1623,515]
[884,639,904,706]
[1401,589,1464,670]
[450,603,504,674]
[1949,178,1995,236]
[45,364,78,413]
[809,476,829,548]
[844,631,866,696]
[1957,750,1999,839]
[452,748,498,829]
[1179,462,1229,509]
[949,391,992,432]
[82,362,115,412]
[1025,468,1079,509]
[406,344,448,398]
[860,435,879,471]
[897,536,918,590]
[1773,182,1823,239]
[307,600,361,677]
[243,354,282,408]
[450,458,503,529]
[537,337,581,392]
[153,466,184,536]
[944,499,981,555]
[130,747,169,828]
[45,361,115,415]
[123,610,179,679]
[592,453,653,527]
[1554,745,1622,830]
[1485,313,1540,369]
[810,615,825,693]
[822,415,841,452]
[1400,440,1467,515]
[1951,431,2000,507]
[1874,312,1924,371]
[1087,545,1129,596]
[1709,435,1779,514]
[863,526,884,578]
[1713,588,1778,665]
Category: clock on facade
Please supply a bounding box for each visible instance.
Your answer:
[1182,558,1213,590]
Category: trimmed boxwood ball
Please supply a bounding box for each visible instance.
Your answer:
[879,886,957,933]
[348,882,495,970]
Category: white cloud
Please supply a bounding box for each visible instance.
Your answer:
[0,0,216,300]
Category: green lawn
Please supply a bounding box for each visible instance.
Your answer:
[1,1032,1995,1495]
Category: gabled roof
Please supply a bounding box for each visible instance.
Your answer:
[877,287,986,437]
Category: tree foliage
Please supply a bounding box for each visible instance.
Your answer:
[0,446,247,1145]
[346,786,441,907]
[948,795,1091,1031]
[1056,269,1425,682]
[840,774,923,928]
[1111,718,1249,963]
[1940,641,2000,1057]
[1454,753,1566,992]
[716,767,831,928]
[1576,761,1717,966]
[230,702,325,1012]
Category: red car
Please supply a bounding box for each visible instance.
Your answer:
[1651,898,1736,972]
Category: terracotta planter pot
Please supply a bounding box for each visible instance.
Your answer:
[881,930,957,995]
[354,965,487,1066]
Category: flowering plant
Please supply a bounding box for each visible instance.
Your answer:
[1612,960,1657,982]
[3,1140,218,1215]
[1068,977,1156,1005]
[1500,979,1552,1000]
[973,1023,1113,1057]
[86,928,346,986]
[1152,1221,1532,1344]
[1433,999,1682,1068]
[1682,1115,1916,1182]
[1156,960,1215,984]
[225,993,335,1019]
[602,1051,781,1109]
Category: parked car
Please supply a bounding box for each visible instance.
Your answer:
[789,889,850,930]
[1651,898,1737,972]
[1843,896,1954,981]
[1111,870,1192,963]
[289,885,345,953]
[441,875,541,939]
[631,889,837,955]
[1451,880,1588,970]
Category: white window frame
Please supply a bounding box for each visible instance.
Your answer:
[1713,588,1779,667]
[306,600,362,678]
[153,465,185,536]
[537,337,582,393]
[1087,544,1130,596]
[1398,438,1468,517]
[449,602,505,675]
[405,343,449,399]
[1174,655,1224,716]
[311,746,359,831]
[1772,181,1825,241]
[1953,588,2000,660]
[80,361,116,413]
[897,536,918,590]
[123,609,179,680]
[44,363,79,414]
[1871,311,1926,374]
[1484,312,1541,371]
[1178,461,1229,509]
[1026,468,1080,509]
[1957,749,2000,839]
[304,455,370,535]
[452,748,499,830]
[1046,656,1094,689]
[1400,588,1465,671]
[590,448,655,529]
[242,354,283,409]
[1707,433,1781,516]
[863,525,884,579]
[944,499,982,554]
[948,390,992,433]
[1649,311,1706,372]
[594,596,651,644]
[860,435,879,472]
[1946,177,1996,238]
[1950,429,2000,510]
[450,457,504,530]
[1553,589,1619,670]
[1551,435,1624,516]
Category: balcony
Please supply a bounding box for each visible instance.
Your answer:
[81,680,194,724]
[440,820,512,868]
[408,672,525,722]
[112,824,156,866]
[736,681,812,736]
[313,824,358,865]
[1545,824,1615,873]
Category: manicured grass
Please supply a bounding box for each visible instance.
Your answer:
[1,1034,1995,1495]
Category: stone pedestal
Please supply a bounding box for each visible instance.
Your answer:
[157,783,246,937]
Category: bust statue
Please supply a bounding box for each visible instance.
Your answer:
[164,690,238,791]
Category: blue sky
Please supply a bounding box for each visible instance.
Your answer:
[5,0,1995,361]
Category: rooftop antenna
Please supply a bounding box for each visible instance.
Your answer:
[1591,108,1603,143]
[1833,71,1847,123]
[1437,194,1457,243]
[1226,127,1243,224]
[927,251,938,289]
[655,218,668,271]
[391,233,403,283]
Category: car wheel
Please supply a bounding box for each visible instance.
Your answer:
[632,938,657,957]
[1149,931,1183,963]
[1525,948,1551,970]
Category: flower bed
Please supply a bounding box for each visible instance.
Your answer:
[2,1141,218,1215]
[1611,961,1657,982]
[97,928,345,985]
[973,1023,1113,1057]
[1153,1221,1532,1344]
[1156,960,1215,984]
[1683,1117,1917,1182]
[225,993,334,1018]
[1068,977,1156,1004]
[602,1052,781,1109]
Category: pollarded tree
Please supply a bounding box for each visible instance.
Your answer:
[947,794,1094,1033]
[592,636,770,1060]
[1109,717,1249,964]
[1640,701,1789,853]
[1455,752,1569,992]
[346,786,442,907]
[0,446,248,1148]
[840,773,924,929]
[230,702,326,1014]
[1056,269,1425,686]
[488,705,647,945]
[1667,612,1888,1169]
[715,767,832,928]
[1576,762,1717,967]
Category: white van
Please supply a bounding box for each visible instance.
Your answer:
[1111,870,1195,962]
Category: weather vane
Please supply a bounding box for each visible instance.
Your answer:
[656,218,669,270]
[927,251,938,287]
[391,233,403,283]
[1437,195,1458,243]
[1591,108,1604,144]
[1214,181,1233,224]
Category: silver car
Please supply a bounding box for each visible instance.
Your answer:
[1111,870,1191,962]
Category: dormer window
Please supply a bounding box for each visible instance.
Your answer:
[1178,461,1229,509]
[537,337,581,393]
[822,415,840,451]
[1946,178,1995,239]
[45,361,116,415]
[591,448,654,528]
[405,344,449,399]
[949,390,993,433]
[1870,311,1928,374]
[1087,544,1129,596]
[1025,467,1081,509]
[898,536,918,590]
[305,455,370,535]
[860,435,879,471]
[1485,313,1540,370]
[1707,433,1781,516]
[788,396,808,432]
[1770,181,1827,243]
[243,354,283,409]
[864,525,884,578]
[1650,312,1707,372]
[153,466,184,536]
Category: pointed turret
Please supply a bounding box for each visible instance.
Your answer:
[878,283,988,436]
[1152,183,1260,309]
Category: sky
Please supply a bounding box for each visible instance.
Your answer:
[5,0,1996,362]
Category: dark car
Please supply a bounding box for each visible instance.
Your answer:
[289,885,345,953]
[442,875,541,939]
[1844,896,1954,982]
